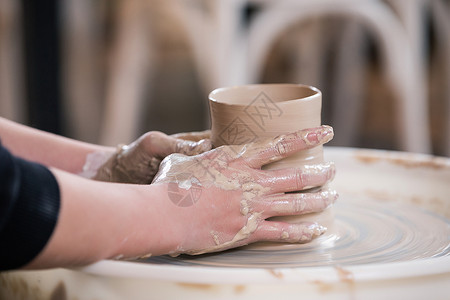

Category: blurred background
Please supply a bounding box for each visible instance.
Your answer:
[0,0,449,155]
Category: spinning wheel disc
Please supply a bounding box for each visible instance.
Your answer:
[145,194,450,268]
[81,148,450,286]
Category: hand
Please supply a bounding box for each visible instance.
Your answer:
[84,131,212,184]
[152,125,337,256]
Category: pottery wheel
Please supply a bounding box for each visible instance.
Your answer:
[81,148,450,283]
[143,193,450,268]
[134,147,450,270]
[5,148,449,300]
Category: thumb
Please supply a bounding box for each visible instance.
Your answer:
[175,138,213,156]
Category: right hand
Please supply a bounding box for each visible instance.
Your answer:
[151,125,337,256]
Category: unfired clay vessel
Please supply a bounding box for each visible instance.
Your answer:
[209,83,323,170]
[209,83,333,230]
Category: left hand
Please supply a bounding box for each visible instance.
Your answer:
[85,131,212,184]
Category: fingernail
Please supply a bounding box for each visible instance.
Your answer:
[319,125,334,143]
[305,125,334,144]
[198,139,213,151]
[321,189,338,205]
[309,223,327,236]
[326,162,336,181]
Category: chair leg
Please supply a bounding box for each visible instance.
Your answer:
[290,19,328,89]
[430,0,450,156]
[248,0,432,152]
[0,0,26,123]
[329,19,368,147]
[169,0,248,129]
[99,0,153,146]
[384,0,430,153]
[60,0,103,143]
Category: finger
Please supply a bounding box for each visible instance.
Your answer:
[245,125,333,168]
[259,162,335,193]
[139,131,212,159]
[254,189,337,218]
[171,130,211,142]
[176,139,212,156]
[253,221,326,243]
[137,131,178,159]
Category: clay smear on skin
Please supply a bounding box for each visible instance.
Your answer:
[162,152,269,254]
[81,138,211,183]
[184,212,263,255]
[296,162,336,190]
[238,126,332,169]
[106,139,210,183]
[155,127,334,255]
[155,148,271,254]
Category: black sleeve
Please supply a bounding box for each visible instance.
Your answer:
[0,141,60,271]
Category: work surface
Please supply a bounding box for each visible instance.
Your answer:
[2,147,450,300]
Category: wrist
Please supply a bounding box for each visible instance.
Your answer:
[78,146,117,179]
[110,183,182,259]
[26,170,141,268]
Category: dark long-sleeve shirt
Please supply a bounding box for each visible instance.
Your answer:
[0,140,60,270]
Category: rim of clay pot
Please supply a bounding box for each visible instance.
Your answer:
[208,83,321,107]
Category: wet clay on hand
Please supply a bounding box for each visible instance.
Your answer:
[82,131,212,184]
[152,126,337,256]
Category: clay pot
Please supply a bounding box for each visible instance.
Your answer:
[209,83,323,170]
[209,83,332,232]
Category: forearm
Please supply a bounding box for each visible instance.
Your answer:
[25,169,175,269]
[0,117,113,173]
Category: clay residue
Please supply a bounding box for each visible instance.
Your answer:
[177,283,216,290]
[50,282,67,300]
[353,154,380,164]
[281,231,290,240]
[154,127,334,256]
[84,136,211,184]
[363,189,395,202]
[210,231,221,245]
[183,212,263,255]
[79,150,114,178]
[334,266,356,299]
[334,266,354,284]
[92,143,160,184]
[354,152,450,170]
[138,253,153,260]
[234,285,246,294]
[364,189,450,218]
[267,269,284,279]
[240,200,249,216]
[311,280,334,293]
[0,273,45,300]
[155,148,270,255]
